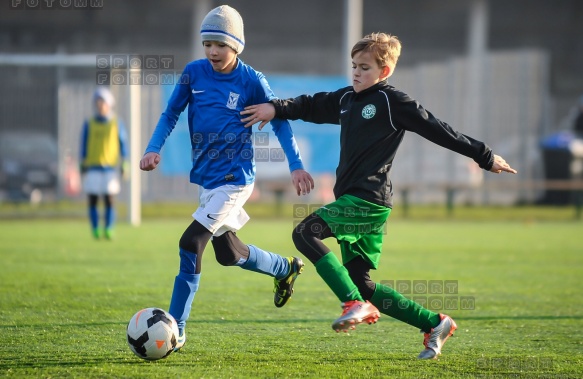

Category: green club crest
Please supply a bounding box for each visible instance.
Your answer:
[362,104,376,119]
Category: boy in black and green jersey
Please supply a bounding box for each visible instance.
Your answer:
[241,33,517,359]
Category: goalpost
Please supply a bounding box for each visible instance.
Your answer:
[0,1,498,217]
[0,53,142,225]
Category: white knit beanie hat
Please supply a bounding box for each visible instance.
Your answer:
[93,87,115,107]
[200,5,245,54]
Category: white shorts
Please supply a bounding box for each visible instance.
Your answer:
[193,184,254,236]
[82,170,121,195]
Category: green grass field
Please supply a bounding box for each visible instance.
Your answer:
[0,217,581,378]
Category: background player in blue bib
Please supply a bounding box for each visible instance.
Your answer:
[80,87,128,240]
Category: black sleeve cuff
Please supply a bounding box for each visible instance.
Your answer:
[269,99,283,117]
[478,149,494,171]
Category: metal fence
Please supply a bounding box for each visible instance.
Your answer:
[0,49,551,205]
[389,49,550,205]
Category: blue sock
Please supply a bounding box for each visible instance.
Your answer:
[89,206,98,230]
[241,245,290,279]
[105,206,115,230]
[169,248,200,331]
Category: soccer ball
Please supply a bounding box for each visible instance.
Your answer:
[126,307,179,361]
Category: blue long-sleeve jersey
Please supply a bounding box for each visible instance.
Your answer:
[145,58,304,189]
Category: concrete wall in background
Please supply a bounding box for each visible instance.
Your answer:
[0,0,579,205]
[1,0,581,116]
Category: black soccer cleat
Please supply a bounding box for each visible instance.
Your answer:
[273,257,304,307]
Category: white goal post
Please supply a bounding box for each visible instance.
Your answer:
[0,53,142,225]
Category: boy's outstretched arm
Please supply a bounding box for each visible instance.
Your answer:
[489,154,517,174]
[241,103,276,130]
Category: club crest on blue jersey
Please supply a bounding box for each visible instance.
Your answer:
[227,92,240,110]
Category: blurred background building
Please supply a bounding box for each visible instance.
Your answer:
[1,0,582,207]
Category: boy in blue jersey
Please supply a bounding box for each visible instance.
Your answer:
[140,5,314,352]
[80,87,128,240]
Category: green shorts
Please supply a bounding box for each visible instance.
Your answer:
[315,194,391,269]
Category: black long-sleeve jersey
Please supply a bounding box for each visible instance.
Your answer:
[270,80,494,208]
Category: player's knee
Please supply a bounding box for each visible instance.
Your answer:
[104,195,114,207]
[88,194,98,207]
[212,234,239,266]
[291,223,304,250]
[178,220,213,254]
[292,216,320,250]
[292,217,316,245]
[214,247,238,266]
[179,229,197,253]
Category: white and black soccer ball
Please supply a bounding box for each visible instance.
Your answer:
[126,307,179,361]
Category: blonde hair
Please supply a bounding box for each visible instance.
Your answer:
[351,33,401,73]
